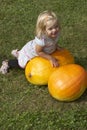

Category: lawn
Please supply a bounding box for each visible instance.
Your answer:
[0,0,87,130]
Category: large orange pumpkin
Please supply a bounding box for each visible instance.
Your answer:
[86,71,87,87]
[25,49,75,85]
[48,64,87,101]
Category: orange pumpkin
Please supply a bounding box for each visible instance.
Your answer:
[48,64,87,101]
[25,49,75,85]
[25,57,54,85]
[51,49,74,66]
[86,71,87,87]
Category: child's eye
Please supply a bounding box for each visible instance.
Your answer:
[55,25,59,28]
[48,28,52,30]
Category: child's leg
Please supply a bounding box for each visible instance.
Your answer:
[8,59,20,68]
[0,59,21,74]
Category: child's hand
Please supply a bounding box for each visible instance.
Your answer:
[57,46,64,51]
[50,57,59,67]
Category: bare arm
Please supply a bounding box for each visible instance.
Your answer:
[56,44,64,51]
[35,44,59,67]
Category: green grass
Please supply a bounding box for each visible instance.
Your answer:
[0,0,87,130]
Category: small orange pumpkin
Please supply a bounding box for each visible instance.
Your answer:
[48,64,87,101]
[51,49,74,66]
[25,49,75,85]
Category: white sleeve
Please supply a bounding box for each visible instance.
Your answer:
[35,37,45,46]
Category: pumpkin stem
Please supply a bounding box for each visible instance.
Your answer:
[29,73,32,78]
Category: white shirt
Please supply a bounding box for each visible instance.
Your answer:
[18,35,59,68]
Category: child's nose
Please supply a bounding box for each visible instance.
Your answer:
[53,28,56,32]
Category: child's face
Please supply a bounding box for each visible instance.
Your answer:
[45,19,60,39]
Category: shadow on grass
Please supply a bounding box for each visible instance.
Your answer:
[76,89,87,102]
[75,56,87,70]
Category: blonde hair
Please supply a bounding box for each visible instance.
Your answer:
[36,10,59,38]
